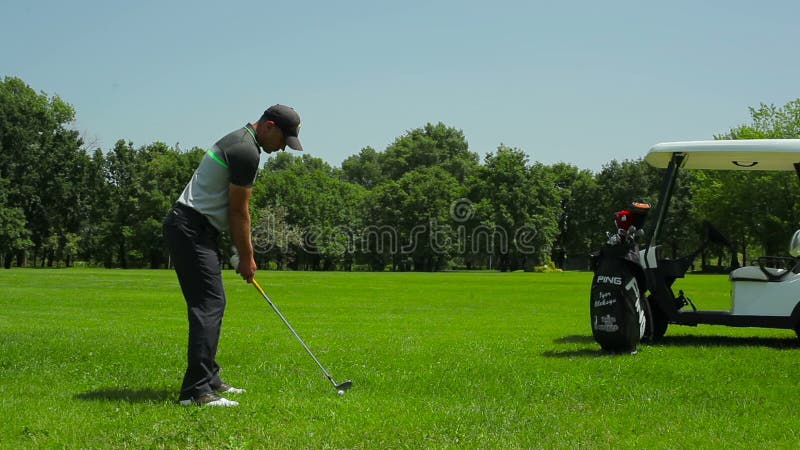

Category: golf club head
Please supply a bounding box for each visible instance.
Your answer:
[335,380,353,392]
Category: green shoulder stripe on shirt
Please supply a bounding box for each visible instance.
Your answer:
[206,149,229,169]
[244,125,257,142]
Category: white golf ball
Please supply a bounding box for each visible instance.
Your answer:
[337,389,345,396]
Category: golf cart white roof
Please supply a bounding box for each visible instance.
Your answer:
[645,139,800,170]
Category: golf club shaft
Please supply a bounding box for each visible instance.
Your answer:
[251,278,336,384]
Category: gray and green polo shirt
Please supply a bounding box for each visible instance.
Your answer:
[176,124,262,232]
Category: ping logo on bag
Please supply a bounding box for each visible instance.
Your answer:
[596,275,623,285]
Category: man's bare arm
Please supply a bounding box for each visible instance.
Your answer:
[229,184,257,282]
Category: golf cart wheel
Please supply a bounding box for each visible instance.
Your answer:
[646,295,669,340]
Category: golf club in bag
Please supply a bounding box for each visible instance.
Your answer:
[589,203,651,353]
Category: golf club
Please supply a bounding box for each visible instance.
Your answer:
[251,278,352,395]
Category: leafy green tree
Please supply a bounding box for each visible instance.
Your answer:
[103,140,143,268]
[254,153,367,270]
[696,98,800,263]
[79,149,112,266]
[401,166,464,271]
[720,100,800,140]
[0,76,85,266]
[380,122,479,182]
[592,158,701,261]
[74,141,202,268]
[366,166,463,271]
[472,146,559,271]
[62,232,81,267]
[653,169,702,262]
[361,179,402,271]
[13,75,800,274]
[0,178,31,268]
[252,204,303,270]
[689,169,799,264]
[548,163,600,269]
[341,146,384,188]
[40,128,87,267]
[594,159,659,218]
[134,144,203,268]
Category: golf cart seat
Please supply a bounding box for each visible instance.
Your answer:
[730,231,800,282]
[730,256,800,282]
[730,265,788,282]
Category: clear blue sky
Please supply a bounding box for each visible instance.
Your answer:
[3,0,799,171]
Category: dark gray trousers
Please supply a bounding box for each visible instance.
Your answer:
[163,204,226,399]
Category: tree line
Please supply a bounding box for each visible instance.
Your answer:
[2,76,800,271]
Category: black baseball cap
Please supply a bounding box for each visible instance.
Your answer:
[263,104,303,151]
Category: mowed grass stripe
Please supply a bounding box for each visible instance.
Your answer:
[1,269,799,448]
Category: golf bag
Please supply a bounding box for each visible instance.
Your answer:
[589,203,650,352]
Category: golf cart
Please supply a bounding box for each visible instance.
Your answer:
[642,139,800,340]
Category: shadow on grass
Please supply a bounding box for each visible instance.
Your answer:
[544,335,612,357]
[651,335,800,350]
[75,388,173,404]
[547,334,800,358]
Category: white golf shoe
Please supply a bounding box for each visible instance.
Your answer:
[214,382,246,395]
[179,392,239,407]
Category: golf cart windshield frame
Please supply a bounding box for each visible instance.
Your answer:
[646,152,800,250]
[648,152,686,248]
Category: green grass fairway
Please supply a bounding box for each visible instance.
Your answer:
[2,269,800,448]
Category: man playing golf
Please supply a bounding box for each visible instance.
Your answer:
[163,104,303,406]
